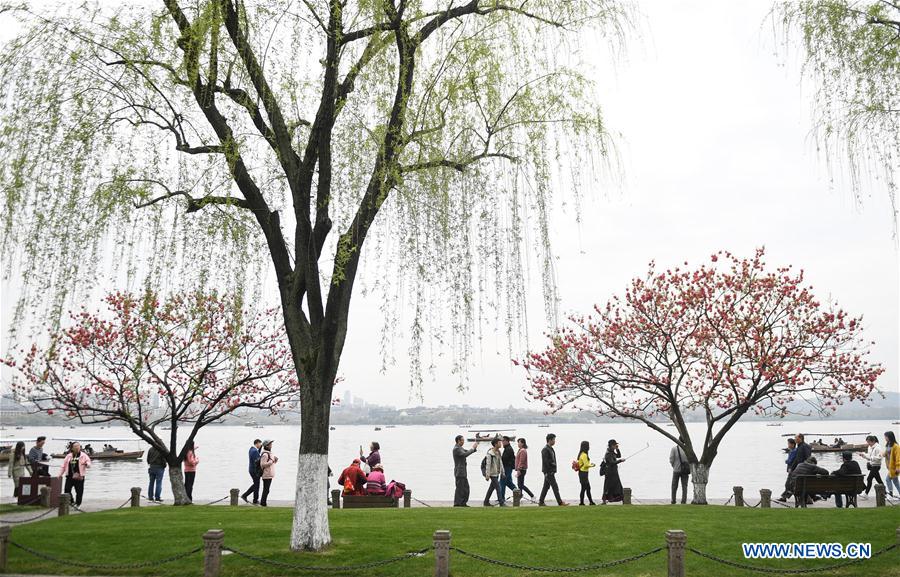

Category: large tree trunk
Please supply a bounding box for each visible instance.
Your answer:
[290,392,332,551]
[168,465,190,506]
[690,462,710,504]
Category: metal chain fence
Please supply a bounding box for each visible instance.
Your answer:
[202,495,230,506]
[447,545,665,572]
[687,543,898,574]
[10,541,202,570]
[0,508,56,524]
[223,546,431,571]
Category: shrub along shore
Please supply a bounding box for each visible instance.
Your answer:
[2,506,898,576]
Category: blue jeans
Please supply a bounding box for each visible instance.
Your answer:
[148,467,165,500]
[498,466,516,503]
[887,476,900,496]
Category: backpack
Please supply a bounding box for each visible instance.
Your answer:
[343,476,355,493]
[385,480,406,499]
[598,460,607,476]
[480,455,488,477]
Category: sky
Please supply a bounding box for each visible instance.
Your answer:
[1,1,898,410]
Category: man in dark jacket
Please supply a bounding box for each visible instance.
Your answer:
[787,456,828,504]
[778,434,812,502]
[146,445,167,502]
[498,436,517,504]
[831,451,863,508]
[538,433,567,506]
[241,439,263,505]
[792,434,812,471]
[452,435,478,507]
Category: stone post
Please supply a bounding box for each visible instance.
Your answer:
[875,483,886,507]
[513,489,522,507]
[39,486,50,508]
[331,489,341,509]
[759,489,771,509]
[229,488,239,506]
[433,530,450,577]
[58,493,70,517]
[202,529,225,577]
[733,486,744,507]
[0,525,10,572]
[131,487,141,508]
[623,487,632,505]
[666,529,686,577]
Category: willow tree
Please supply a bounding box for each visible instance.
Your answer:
[0,0,629,549]
[774,1,899,232]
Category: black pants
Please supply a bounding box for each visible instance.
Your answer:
[865,466,883,494]
[578,471,594,504]
[517,470,534,498]
[539,472,562,505]
[63,476,84,506]
[454,476,470,506]
[484,476,501,505]
[184,471,196,501]
[671,472,689,504]
[241,472,260,503]
[260,478,272,506]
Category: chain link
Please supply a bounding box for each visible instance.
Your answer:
[687,543,898,574]
[223,546,430,571]
[115,496,134,509]
[202,495,229,506]
[448,546,664,572]
[0,508,56,524]
[10,541,202,569]
[724,494,735,506]
[412,497,433,507]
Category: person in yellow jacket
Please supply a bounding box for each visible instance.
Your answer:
[885,431,900,498]
[577,441,596,505]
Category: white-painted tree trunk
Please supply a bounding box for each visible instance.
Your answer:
[690,462,709,504]
[290,453,331,551]
[168,465,190,505]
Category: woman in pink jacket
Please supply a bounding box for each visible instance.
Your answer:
[183,440,199,502]
[58,442,91,506]
[515,438,535,499]
[259,440,278,507]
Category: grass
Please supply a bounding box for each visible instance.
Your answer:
[0,504,39,515]
[3,505,898,576]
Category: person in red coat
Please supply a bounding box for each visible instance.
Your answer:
[338,459,368,496]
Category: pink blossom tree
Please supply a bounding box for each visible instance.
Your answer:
[518,249,884,503]
[2,291,299,505]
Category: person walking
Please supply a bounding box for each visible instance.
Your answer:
[146,445,167,501]
[7,441,28,498]
[515,438,535,499]
[669,440,690,504]
[183,441,199,502]
[538,433,567,506]
[241,439,263,505]
[452,435,478,507]
[259,440,278,507]
[498,436,517,504]
[483,438,504,506]
[359,442,381,471]
[858,435,883,498]
[576,441,596,506]
[778,434,811,502]
[58,441,91,506]
[601,439,625,504]
[884,431,900,498]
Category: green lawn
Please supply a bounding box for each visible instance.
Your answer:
[3,506,898,576]
[0,504,39,515]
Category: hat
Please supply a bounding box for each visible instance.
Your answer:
[352,458,361,465]
[262,439,273,446]
[373,463,383,471]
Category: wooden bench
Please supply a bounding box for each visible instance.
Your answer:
[341,495,398,508]
[794,475,865,508]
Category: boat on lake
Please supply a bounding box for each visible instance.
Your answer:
[466,429,517,443]
[781,442,867,453]
[50,444,144,460]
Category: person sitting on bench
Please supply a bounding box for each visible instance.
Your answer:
[787,456,828,504]
[365,464,387,495]
[338,458,368,496]
[830,451,862,508]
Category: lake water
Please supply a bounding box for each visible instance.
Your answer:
[2,419,897,503]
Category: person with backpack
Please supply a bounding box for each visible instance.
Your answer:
[146,445,167,502]
[515,438,535,500]
[601,439,625,504]
[669,440,690,504]
[258,440,278,507]
[538,433,567,506]
[575,440,596,506]
[241,439,263,505]
[452,435,479,507]
[482,438,505,506]
[338,458,368,496]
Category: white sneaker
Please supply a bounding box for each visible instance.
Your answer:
[859,494,869,500]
